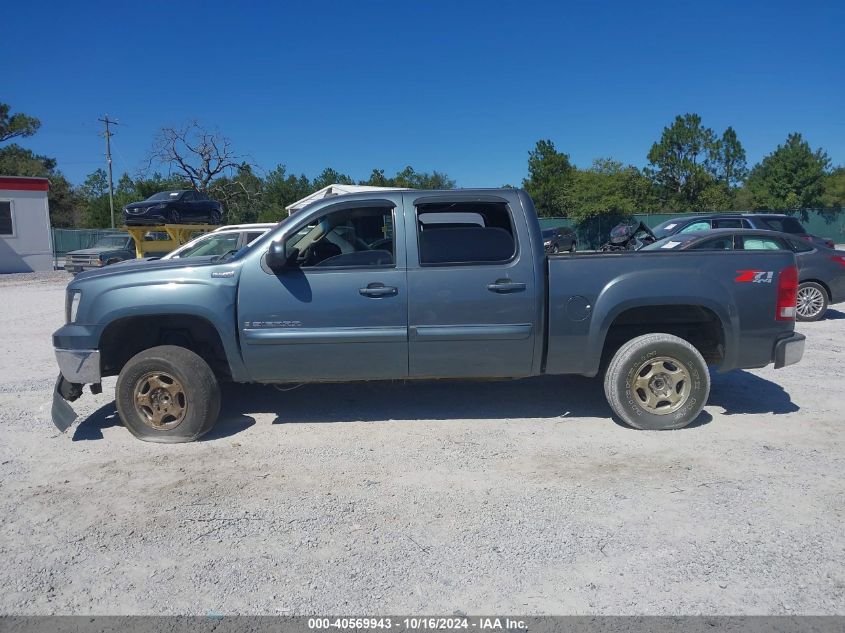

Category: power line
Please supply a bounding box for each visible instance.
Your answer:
[98,115,120,228]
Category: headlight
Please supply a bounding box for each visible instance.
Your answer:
[544,240,551,246]
[66,290,82,323]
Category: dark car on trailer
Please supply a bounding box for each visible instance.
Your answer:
[122,190,223,226]
[651,213,835,249]
[643,228,845,321]
[541,227,577,253]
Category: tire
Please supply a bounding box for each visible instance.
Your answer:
[552,244,559,254]
[569,242,576,253]
[168,209,181,224]
[604,333,709,430]
[796,281,828,322]
[115,345,220,443]
[210,210,222,224]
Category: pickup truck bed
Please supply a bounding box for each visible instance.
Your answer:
[52,188,805,442]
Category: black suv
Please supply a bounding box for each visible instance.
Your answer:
[122,190,223,226]
[541,227,577,253]
[651,213,834,249]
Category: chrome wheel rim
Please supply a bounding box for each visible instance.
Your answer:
[796,286,825,319]
[133,371,187,430]
[631,356,691,415]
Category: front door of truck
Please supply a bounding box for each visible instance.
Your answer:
[238,197,408,382]
[404,193,539,378]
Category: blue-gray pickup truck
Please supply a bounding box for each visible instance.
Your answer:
[52,189,805,442]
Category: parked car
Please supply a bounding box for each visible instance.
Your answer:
[541,227,576,253]
[122,190,223,226]
[651,213,835,249]
[52,188,804,442]
[162,224,276,259]
[64,234,170,274]
[643,228,845,321]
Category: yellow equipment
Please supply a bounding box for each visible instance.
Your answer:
[122,224,219,259]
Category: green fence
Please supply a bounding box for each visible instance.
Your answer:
[51,228,125,267]
[539,208,845,251]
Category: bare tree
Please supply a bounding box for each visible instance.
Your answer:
[148,121,242,192]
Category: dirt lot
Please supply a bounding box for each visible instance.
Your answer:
[0,271,843,615]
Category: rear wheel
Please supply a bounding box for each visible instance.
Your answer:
[796,281,828,322]
[115,345,220,443]
[569,242,576,253]
[604,333,709,430]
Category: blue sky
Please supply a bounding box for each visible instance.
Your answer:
[3,0,844,187]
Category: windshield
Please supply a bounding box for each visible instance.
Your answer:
[641,236,690,251]
[92,236,128,249]
[651,220,683,239]
[145,191,183,202]
[168,233,240,258]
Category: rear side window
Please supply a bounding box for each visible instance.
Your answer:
[713,219,743,229]
[245,232,264,244]
[760,217,805,234]
[738,236,786,250]
[416,201,516,265]
[787,237,814,253]
[0,201,12,236]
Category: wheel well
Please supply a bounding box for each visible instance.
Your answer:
[99,315,231,380]
[603,305,725,365]
[802,278,831,300]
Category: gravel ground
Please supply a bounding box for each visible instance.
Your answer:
[0,272,843,616]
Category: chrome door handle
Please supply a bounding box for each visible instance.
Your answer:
[359,283,398,298]
[487,280,526,293]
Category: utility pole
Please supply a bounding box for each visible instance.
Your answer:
[98,115,119,228]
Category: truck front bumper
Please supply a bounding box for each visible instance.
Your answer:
[56,348,101,384]
[52,348,101,432]
[773,332,805,369]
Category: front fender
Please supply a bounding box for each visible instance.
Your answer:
[57,268,248,381]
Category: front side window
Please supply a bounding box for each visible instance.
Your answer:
[0,201,13,236]
[416,201,515,265]
[286,206,394,268]
[691,236,734,250]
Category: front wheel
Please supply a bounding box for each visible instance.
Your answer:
[115,345,220,442]
[796,281,828,322]
[604,333,709,430]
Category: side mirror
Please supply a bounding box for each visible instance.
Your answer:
[266,241,299,270]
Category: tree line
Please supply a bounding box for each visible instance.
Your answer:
[1,103,843,228]
[522,114,844,221]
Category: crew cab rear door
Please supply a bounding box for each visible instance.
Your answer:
[404,192,540,378]
[237,195,408,382]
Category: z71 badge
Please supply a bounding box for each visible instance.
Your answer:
[735,270,774,284]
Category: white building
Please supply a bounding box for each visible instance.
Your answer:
[285,184,407,215]
[0,176,53,273]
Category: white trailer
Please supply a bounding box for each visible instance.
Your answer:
[0,176,53,273]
